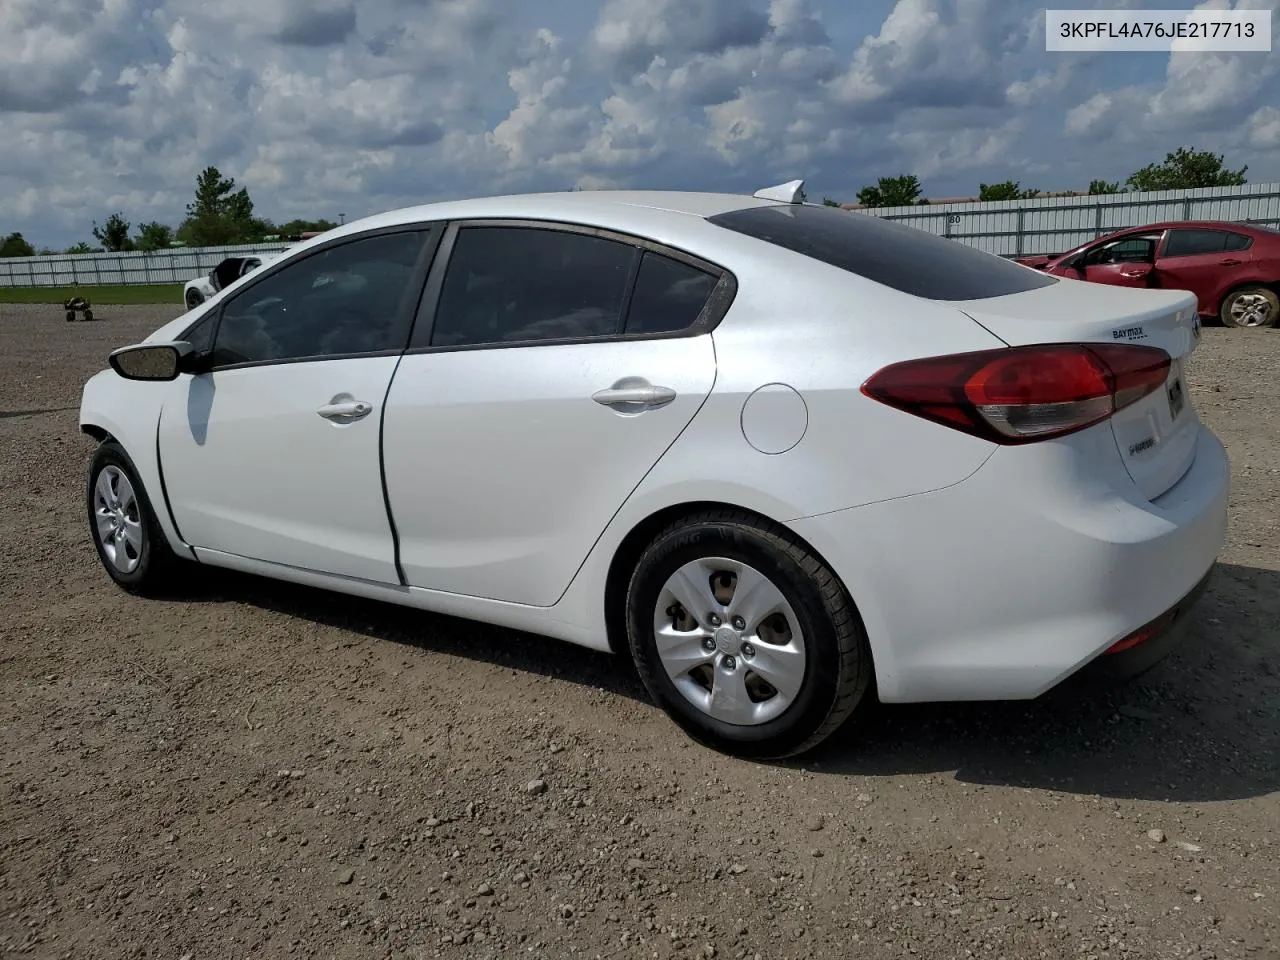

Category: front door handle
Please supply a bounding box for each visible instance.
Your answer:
[592,378,677,413]
[316,399,373,423]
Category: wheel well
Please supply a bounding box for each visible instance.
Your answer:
[602,500,857,658]
[1216,280,1280,316]
[81,424,111,443]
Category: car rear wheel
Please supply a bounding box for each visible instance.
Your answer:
[86,441,180,594]
[185,289,204,310]
[625,509,873,759]
[1221,285,1278,329]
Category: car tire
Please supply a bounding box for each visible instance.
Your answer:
[1220,285,1278,329]
[625,509,873,759]
[185,289,204,310]
[86,441,180,595]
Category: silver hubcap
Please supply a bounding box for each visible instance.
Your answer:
[93,465,143,574]
[1229,293,1275,327]
[653,557,806,726]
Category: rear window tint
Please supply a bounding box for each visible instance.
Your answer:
[1164,229,1230,257]
[706,204,1058,300]
[624,252,719,335]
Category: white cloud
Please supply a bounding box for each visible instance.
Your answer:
[2,0,1279,248]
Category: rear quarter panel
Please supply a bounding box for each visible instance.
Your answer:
[549,239,1006,638]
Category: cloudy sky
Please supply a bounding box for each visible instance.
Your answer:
[3,0,1279,248]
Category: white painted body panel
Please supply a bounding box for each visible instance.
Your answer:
[383,337,716,606]
[788,422,1228,702]
[77,187,1232,706]
[184,276,215,302]
[156,359,401,582]
[79,369,197,561]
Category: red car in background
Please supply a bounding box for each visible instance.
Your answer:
[1016,221,1280,329]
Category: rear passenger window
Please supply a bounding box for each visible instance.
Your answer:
[430,227,637,347]
[1164,230,1228,257]
[624,252,719,335]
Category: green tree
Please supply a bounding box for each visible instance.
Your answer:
[178,166,262,246]
[857,175,923,207]
[92,212,134,252]
[277,218,338,238]
[1125,147,1247,192]
[979,180,1040,201]
[822,197,841,207]
[1088,179,1121,195]
[0,232,36,257]
[134,221,175,252]
[63,242,98,255]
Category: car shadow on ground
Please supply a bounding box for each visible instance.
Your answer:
[169,566,649,702]
[174,561,1278,804]
[806,562,1279,804]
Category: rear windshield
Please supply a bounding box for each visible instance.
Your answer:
[707,204,1058,300]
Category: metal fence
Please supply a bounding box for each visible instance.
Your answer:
[852,182,1280,258]
[0,242,295,288]
[4,182,1280,285]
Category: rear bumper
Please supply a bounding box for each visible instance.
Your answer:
[786,421,1229,703]
[1077,565,1214,684]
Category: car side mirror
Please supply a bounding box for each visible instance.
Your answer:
[108,341,194,381]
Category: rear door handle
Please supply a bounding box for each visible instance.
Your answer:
[592,378,677,412]
[316,399,373,423]
[1219,258,1243,266]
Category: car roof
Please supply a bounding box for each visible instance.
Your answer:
[1107,220,1266,233]
[303,191,783,247]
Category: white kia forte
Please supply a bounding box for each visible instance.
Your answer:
[79,181,1230,758]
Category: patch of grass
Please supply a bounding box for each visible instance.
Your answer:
[0,284,184,305]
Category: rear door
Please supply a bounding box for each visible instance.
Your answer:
[381,221,728,606]
[1155,228,1252,315]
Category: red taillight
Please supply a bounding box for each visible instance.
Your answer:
[861,343,1171,444]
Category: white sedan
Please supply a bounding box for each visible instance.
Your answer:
[79,180,1229,758]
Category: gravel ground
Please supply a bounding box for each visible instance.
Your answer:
[1,302,1277,960]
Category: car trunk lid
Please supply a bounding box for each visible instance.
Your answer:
[957,277,1203,501]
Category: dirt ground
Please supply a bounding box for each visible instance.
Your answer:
[1,302,1277,960]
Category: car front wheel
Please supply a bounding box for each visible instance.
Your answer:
[185,289,205,310]
[86,441,179,594]
[625,509,873,759]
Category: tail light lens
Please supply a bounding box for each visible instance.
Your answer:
[861,343,1171,444]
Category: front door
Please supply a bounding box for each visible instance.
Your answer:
[1073,233,1160,288]
[1082,261,1153,288]
[158,227,435,582]
[381,222,725,606]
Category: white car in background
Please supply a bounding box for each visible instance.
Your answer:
[79,180,1228,759]
[183,255,273,310]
